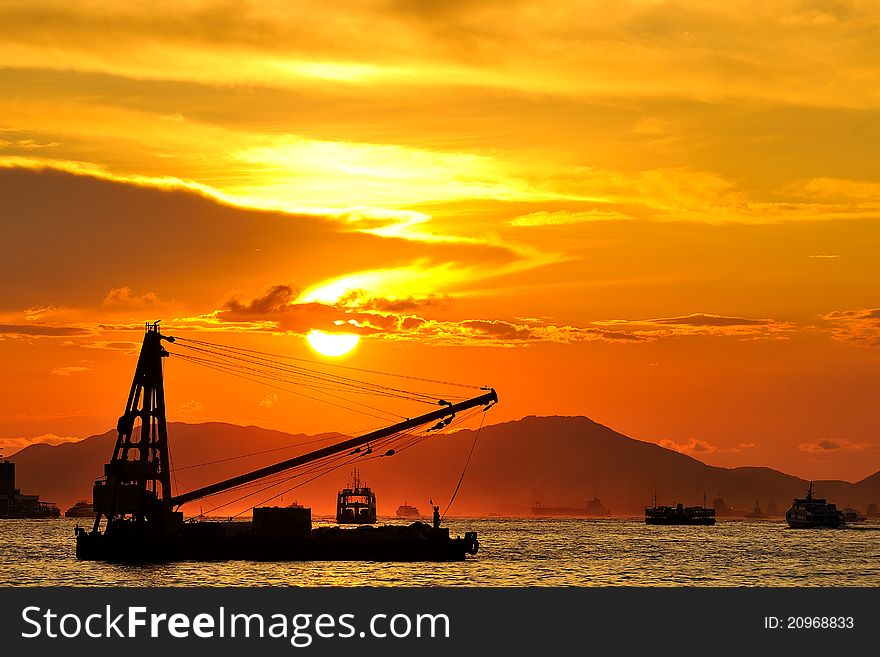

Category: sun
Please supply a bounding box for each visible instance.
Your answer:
[306,330,360,357]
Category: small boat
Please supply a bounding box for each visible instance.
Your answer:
[65,500,97,518]
[396,502,421,519]
[785,482,844,528]
[645,494,716,526]
[336,468,377,524]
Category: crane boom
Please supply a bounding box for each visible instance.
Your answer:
[169,388,498,507]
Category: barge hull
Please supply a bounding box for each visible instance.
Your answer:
[75,521,479,563]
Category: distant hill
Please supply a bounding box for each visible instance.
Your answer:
[7,416,880,516]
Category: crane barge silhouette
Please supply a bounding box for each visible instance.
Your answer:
[75,322,496,562]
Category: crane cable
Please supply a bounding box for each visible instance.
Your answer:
[441,408,487,521]
[175,337,481,390]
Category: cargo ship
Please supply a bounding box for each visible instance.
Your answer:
[645,495,716,525]
[75,323,495,562]
[0,460,60,519]
[396,502,421,518]
[785,482,844,528]
[532,494,610,517]
[65,500,97,518]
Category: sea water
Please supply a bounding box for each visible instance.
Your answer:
[2,517,878,587]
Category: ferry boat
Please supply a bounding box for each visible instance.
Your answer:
[65,500,97,518]
[785,482,844,528]
[645,495,716,525]
[532,494,610,517]
[396,502,421,519]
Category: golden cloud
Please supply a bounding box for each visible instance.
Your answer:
[821,308,880,348]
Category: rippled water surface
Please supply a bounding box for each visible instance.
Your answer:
[3,517,879,586]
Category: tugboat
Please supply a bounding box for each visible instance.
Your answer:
[396,502,421,519]
[336,469,377,524]
[0,460,60,519]
[75,323,492,562]
[65,500,97,518]
[531,493,610,517]
[645,494,716,525]
[785,482,844,528]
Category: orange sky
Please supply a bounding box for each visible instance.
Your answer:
[1,1,879,481]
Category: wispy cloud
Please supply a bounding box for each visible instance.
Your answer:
[0,324,92,337]
[50,366,91,376]
[821,308,880,348]
[510,209,634,226]
[181,285,797,346]
[594,313,794,339]
[0,433,78,454]
[659,437,756,456]
[799,439,880,453]
[102,287,162,308]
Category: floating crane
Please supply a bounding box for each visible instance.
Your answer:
[77,322,496,561]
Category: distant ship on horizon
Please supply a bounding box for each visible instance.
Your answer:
[396,502,421,519]
[532,494,610,517]
[645,494,716,526]
[64,500,96,518]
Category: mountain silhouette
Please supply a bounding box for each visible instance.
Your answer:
[6,416,879,516]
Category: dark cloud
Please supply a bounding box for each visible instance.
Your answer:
[459,320,534,340]
[799,438,880,453]
[223,285,300,315]
[337,289,447,312]
[0,324,91,336]
[0,167,513,313]
[201,284,654,346]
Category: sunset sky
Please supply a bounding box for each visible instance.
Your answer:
[2,0,879,482]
